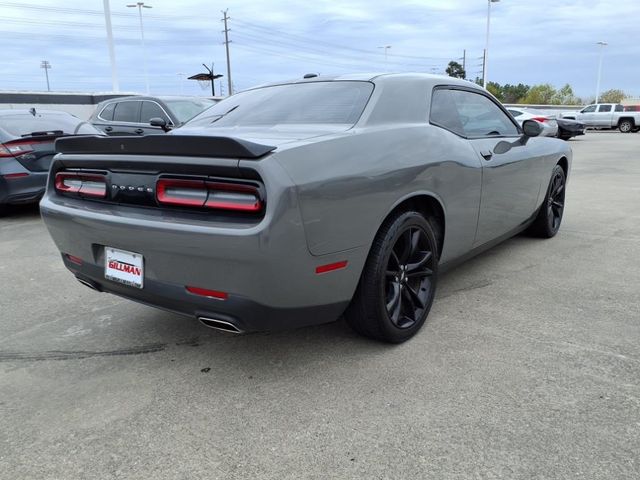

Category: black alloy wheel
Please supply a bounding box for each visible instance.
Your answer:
[346,210,439,343]
[529,164,566,238]
[384,227,434,329]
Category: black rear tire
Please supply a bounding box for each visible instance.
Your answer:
[346,211,438,343]
[528,165,566,238]
[619,120,634,133]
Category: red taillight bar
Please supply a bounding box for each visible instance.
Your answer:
[315,260,348,274]
[531,116,549,123]
[55,172,107,198]
[156,178,263,212]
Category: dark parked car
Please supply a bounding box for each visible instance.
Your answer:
[556,117,585,140]
[90,96,216,136]
[41,73,571,343]
[0,109,101,213]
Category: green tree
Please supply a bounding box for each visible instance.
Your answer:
[501,83,530,104]
[521,84,557,105]
[485,81,503,101]
[446,61,466,79]
[552,84,580,105]
[598,89,627,103]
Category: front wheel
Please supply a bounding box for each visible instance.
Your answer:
[346,211,438,343]
[619,120,634,133]
[528,165,566,238]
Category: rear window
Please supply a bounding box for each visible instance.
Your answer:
[163,99,215,123]
[186,81,374,128]
[0,112,99,137]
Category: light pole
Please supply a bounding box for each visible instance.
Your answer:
[595,41,608,103]
[103,0,119,92]
[378,45,391,70]
[127,2,152,94]
[483,0,500,89]
[40,60,51,91]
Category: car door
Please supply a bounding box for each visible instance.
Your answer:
[576,105,597,126]
[595,104,613,127]
[139,100,173,135]
[441,87,543,246]
[110,100,142,135]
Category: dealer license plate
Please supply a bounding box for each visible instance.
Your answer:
[105,247,144,289]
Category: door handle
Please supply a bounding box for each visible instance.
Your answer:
[480,150,493,160]
[104,126,113,132]
[134,128,144,134]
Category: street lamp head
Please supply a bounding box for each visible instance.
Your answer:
[597,41,608,46]
[490,0,500,3]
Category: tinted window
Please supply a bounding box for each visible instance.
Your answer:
[431,88,519,137]
[141,101,170,124]
[99,102,115,121]
[163,99,215,123]
[615,104,624,112]
[598,104,612,112]
[582,105,596,113]
[187,82,373,128]
[113,101,140,122]
[0,112,99,137]
[508,109,523,117]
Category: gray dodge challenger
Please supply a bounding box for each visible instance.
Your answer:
[40,73,570,343]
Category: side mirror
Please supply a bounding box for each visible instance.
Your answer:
[149,117,170,132]
[522,119,542,137]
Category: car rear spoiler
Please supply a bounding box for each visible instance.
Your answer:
[55,135,276,160]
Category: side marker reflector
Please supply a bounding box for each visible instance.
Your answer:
[315,260,348,274]
[65,254,83,266]
[186,286,228,300]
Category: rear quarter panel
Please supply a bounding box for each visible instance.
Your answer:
[272,124,483,264]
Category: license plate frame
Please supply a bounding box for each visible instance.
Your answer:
[104,247,144,289]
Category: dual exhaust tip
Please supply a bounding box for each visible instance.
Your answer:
[76,277,242,334]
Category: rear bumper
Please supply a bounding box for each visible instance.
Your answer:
[0,171,48,205]
[40,188,366,332]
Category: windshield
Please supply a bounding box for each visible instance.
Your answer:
[163,99,216,123]
[0,112,101,137]
[185,81,374,128]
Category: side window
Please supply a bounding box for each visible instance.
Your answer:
[449,89,519,137]
[582,105,597,113]
[99,103,115,121]
[598,104,612,112]
[141,101,170,124]
[615,104,624,112]
[113,101,141,123]
[430,89,465,136]
[508,109,523,117]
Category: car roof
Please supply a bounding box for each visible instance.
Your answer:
[0,109,74,117]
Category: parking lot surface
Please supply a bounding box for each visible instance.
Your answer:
[1,132,639,479]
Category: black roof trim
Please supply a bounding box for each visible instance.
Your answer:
[55,135,276,160]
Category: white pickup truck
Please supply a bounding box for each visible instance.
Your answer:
[562,103,640,133]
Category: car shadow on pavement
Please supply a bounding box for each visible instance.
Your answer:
[0,203,41,220]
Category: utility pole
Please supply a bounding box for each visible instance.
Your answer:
[221,9,232,96]
[40,60,51,91]
[103,0,119,92]
[462,49,466,74]
[480,49,486,85]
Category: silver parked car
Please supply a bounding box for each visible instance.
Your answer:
[41,74,571,343]
[506,107,559,137]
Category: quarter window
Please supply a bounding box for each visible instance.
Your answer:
[113,101,140,123]
[99,102,115,121]
[431,88,519,137]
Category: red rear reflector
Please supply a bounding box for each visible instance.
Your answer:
[3,173,29,179]
[65,254,83,266]
[186,286,228,300]
[156,178,263,212]
[315,260,348,274]
[55,172,107,198]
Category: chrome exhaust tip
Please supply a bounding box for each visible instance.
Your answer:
[76,277,100,291]
[198,316,243,334]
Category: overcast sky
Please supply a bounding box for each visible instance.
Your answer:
[1,0,638,98]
